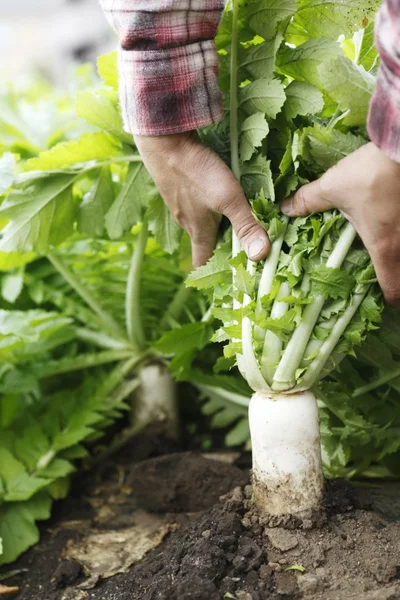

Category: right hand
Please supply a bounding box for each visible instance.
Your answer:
[135,132,270,267]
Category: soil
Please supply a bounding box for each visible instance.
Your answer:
[1,441,400,600]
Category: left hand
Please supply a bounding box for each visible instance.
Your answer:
[280,142,400,305]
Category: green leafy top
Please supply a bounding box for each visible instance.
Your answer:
[189,0,382,393]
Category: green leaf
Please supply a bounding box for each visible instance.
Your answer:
[186,245,231,290]
[155,322,213,355]
[1,271,23,304]
[76,90,130,142]
[0,493,51,565]
[24,132,123,171]
[240,36,282,81]
[240,113,269,162]
[284,81,324,119]
[77,167,115,237]
[239,79,286,120]
[311,265,356,300]
[357,23,379,72]
[105,163,155,239]
[0,448,48,502]
[147,194,182,254]
[97,51,118,89]
[277,38,340,88]
[318,56,375,126]
[0,175,76,253]
[234,264,255,296]
[225,418,250,447]
[301,125,365,173]
[242,0,297,40]
[241,155,274,200]
[360,295,382,324]
[0,153,15,195]
[287,0,381,42]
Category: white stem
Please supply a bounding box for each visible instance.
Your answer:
[241,260,270,392]
[272,223,357,391]
[256,218,288,316]
[299,286,369,389]
[133,363,179,440]
[249,390,324,516]
[260,282,291,384]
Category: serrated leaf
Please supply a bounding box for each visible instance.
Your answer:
[241,155,274,200]
[301,125,365,173]
[284,81,324,119]
[242,0,297,40]
[318,56,375,126]
[240,36,282,80]
[105,163,155,239]
[76,89,130,142]
[147,194,182,254]
[240,113,269,162]
[311,265,356,300]
[186,245,231,290]
[0,175,76,253]
[0,493,52,565]
[277,38,340,88]
[77,167,114,237]
[239,79,286,119]
[24,132,123,171]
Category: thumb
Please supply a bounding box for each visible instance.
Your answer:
[223,197,270,261]
[281,178,333,217]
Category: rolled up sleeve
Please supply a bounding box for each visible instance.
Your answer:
[99,0,225,136]
[368,0,400,163]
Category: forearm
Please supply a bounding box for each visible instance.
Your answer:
[99,0,225,135]
[368,0,400,162]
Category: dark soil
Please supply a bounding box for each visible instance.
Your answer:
[2,444,400,600]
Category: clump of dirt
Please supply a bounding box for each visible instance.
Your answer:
[86,480,400,600]
[3,449,400,600]
[128,452,249,512]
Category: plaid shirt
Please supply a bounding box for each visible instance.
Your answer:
[101,0,400,162]
[368,0,400,162]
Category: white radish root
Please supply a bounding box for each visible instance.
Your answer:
[249,390,324,517]
[134,362,179,440]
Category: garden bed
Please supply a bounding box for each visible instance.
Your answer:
[2,436,399,600]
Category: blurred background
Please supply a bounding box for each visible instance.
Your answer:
[0,0,115,85]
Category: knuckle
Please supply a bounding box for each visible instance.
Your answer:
[218,191,246,216]
[384,284,400,306]
[235,218,259,241]
[295,186,310,215]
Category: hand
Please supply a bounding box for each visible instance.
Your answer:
[135,132,270,267]
[281,142,400,305]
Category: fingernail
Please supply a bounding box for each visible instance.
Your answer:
[281,197,293,216]
[248,238,267,260]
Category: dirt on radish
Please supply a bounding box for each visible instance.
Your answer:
[2,442,400,600]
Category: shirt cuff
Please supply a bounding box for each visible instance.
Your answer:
[118,40,224,136]
[368,65,400,164]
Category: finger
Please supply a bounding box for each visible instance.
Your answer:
[191,224,220,268]
[369,245,400,306]
[222,198,270,261]
[281,178,333,217]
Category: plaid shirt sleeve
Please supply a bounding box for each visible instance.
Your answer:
[99,0,225,136]
[368,0,400,162]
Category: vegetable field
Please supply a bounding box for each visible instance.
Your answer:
[0,0,400,598]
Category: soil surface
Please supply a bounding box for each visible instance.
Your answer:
[1,443,400,600]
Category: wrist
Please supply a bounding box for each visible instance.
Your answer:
[135,131,198,154]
